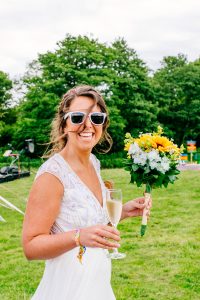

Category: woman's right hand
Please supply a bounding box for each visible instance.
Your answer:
[79,224,121,250]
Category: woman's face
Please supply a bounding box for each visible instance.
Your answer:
[64,96,103,152]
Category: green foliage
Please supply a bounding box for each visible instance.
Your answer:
[0,71,14,146]
[152,54,200,145]
[0,107,18,146]
[9,90,60,153]
[96,151,126,168]
[125,156,180,189]
[109,39,158,140]
[0,71,12,109]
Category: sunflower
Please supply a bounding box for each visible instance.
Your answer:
[152,136,174,152]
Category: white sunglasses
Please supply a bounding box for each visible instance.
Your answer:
[63,111,107,125]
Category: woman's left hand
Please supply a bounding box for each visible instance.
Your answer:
[121,197,152,221]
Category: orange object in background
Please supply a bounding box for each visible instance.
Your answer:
[187,140,196,153]
[187,145,196,151]
[181,154,188,161]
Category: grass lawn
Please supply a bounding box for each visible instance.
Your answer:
[0,168,200,300]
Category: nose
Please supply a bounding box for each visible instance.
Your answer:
[84,114,93,127]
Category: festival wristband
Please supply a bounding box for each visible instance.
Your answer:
[74,229,86,264]
[74,229,81,246]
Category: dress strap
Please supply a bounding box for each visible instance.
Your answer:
[35,154,68,188]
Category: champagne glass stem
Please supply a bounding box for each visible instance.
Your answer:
[113,223,119,254]
[108,223,126,259]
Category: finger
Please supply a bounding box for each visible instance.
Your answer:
[96,226,120,241]
[134,202,146,209]
[147,199,152,209]
[130,209,142,217]
[93,241,118,250]
[137,197,145,204]
[100,230,121,242]
[99,225,120,236]
[95,236,120,248]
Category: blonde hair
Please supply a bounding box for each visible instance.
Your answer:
[46,85,112,156]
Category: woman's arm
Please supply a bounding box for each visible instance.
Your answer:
[22,173,120,260]
[22,173,76,260]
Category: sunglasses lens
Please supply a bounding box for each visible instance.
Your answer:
[91,113,105,125]
[71,112,85,124]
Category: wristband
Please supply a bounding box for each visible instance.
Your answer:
[74,229,86,264]
[74,229,81,246]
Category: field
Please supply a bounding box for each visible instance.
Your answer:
[0,168,200,300]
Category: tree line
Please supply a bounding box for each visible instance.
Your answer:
[0,34,200,155]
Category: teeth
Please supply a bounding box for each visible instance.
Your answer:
[79,133,93,137]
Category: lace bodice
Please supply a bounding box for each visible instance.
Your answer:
[35,153,109,233]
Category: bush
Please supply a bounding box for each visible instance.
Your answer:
[0,152,126,170]
[96,152,126,169]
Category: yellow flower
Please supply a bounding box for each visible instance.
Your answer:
[152,136,173,152]
[136,134,155,151]
[124,142,131,151]
[124,133,135,151]
[124,127,182,159]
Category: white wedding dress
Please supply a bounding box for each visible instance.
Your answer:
[31,153,116,300]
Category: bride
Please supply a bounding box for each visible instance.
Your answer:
[22,85,150,300]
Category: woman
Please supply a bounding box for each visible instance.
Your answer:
[22,85,150,300]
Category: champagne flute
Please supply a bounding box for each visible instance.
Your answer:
[106,189,126,259]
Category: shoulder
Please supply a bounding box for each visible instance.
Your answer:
[36,154,61,174]
[35,154,67,187]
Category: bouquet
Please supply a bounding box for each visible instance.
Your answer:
[124,126,183,236]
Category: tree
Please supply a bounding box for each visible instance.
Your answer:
[0,71,15,147]
[153,54,200,146]
[13,35,158,154]
[109,39,158,139]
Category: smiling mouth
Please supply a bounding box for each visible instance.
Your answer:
[78,132,94,140]
[79,132,93,137]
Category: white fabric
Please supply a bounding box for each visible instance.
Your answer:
[31,153,115,300]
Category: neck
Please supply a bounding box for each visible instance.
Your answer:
[60,144,91,167]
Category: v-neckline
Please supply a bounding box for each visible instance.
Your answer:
[57,153,104,209]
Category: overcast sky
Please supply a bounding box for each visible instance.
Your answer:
[1,0,200,78]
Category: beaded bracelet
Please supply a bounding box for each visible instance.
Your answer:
[74,229,86,264]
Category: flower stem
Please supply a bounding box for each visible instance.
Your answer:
[145,182,152,193]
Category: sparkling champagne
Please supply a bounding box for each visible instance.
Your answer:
[106,199,122,225]
[106,189,126,259]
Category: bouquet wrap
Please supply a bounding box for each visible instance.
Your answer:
[141,189,151,236]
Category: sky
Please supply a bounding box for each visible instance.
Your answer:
[1,0,200,78]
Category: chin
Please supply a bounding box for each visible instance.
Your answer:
[78,141,97,152]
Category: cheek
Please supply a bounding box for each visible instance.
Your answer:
[96,127,103,138]
[63,124,72,135]
[64,120,75,133]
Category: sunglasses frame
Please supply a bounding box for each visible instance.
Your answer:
[63,111,107,126]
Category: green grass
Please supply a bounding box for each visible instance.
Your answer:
[0,169,200,300]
